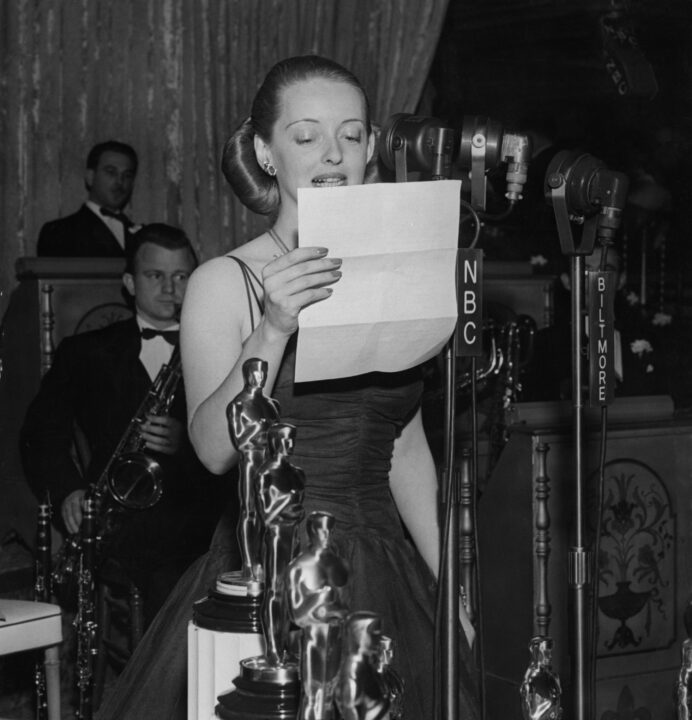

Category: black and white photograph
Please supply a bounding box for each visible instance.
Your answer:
[1,2,691,719]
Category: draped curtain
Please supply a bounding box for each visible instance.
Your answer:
[0,0,449,320]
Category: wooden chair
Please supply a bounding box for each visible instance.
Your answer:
[92,559,144,709]
[0,599,62,720]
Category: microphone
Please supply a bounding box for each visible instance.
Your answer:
[378,114,455,181]
[545,151,629,255]
[457,116,531,211]
[379,113,532,212]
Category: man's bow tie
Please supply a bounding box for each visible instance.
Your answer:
[100,207,133,226]
[141,328,179,345]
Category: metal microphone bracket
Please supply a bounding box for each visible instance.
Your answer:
[546,153,599,256]
[470,128,489,211]
[458,116,502,211]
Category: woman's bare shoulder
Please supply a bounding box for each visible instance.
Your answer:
[187,235,271,294]
[190,250,253,281]
[228,233,275,269]
[182,256,249,313]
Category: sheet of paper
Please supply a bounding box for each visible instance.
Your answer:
[295,180,460,383]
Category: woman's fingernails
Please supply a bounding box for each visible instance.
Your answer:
[330,258,342,267]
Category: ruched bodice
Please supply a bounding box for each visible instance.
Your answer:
[266,339,479,719]
[274,336,421,543]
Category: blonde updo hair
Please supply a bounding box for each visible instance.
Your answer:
[222,55,373,216]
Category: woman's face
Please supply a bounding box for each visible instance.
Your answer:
[258,77,374,213]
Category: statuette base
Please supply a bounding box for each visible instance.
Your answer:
[216,569,264,598]
[215,656,300,719]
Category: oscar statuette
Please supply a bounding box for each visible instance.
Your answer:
[288,511,349,720]
[676,637,692,720]
[376,635,404,719]
[215,419,304,719]
[335,611,390,720]
[519,636,563,720]
[189,358,282,719]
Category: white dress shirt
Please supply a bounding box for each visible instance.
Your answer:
[86,200,125,249]
[137,317,178,381]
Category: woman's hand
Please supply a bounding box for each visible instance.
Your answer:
[261,247,342,338]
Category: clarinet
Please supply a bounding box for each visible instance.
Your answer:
[75,497,98,720]
[34,496,52,720]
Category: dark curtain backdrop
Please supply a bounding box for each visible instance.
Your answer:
[0,0,449,320]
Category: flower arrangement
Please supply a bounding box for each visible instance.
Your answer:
[529,254,548,268]
[651,312,672,327]
[625,291,640,307]
[630,339,653,356]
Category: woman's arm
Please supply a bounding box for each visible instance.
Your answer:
[388,407,441,577]
[181,257,286,474]
[181,246,341,475]
[389,406,476,646]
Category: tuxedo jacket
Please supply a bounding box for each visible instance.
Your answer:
[37,204,134,257]
[20,318,231,564]
[520,316,669,402]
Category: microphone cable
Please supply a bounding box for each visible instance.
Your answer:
[460,197,483,249]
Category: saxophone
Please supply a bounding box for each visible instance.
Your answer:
[52,344,183,590]
[103,342,182,511]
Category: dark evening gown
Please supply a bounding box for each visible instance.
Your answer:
[97,273,479,720]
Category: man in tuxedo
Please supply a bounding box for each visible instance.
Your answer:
[21,223,233,623]
[37,140,139,257]
[520,244,670,403]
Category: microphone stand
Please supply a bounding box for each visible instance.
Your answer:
[548,193,596,719]
[380,116,497,720]
[385,129,463,720]
[546,151,628,720]
[569,253,590,720]
[441,333,460,720]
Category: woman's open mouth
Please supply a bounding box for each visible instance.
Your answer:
[312,174,346,187]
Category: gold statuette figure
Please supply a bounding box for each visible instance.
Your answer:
[288,511,349,720]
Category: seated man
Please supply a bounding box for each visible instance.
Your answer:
[21,223,233,624]
[37,140,139,257]
[520,244,670,403]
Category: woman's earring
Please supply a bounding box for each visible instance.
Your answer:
[263,161,277,177]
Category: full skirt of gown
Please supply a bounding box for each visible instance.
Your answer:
[96,346,479,719]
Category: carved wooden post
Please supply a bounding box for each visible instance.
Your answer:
[521,442,563,720]
[534,442,552,638]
